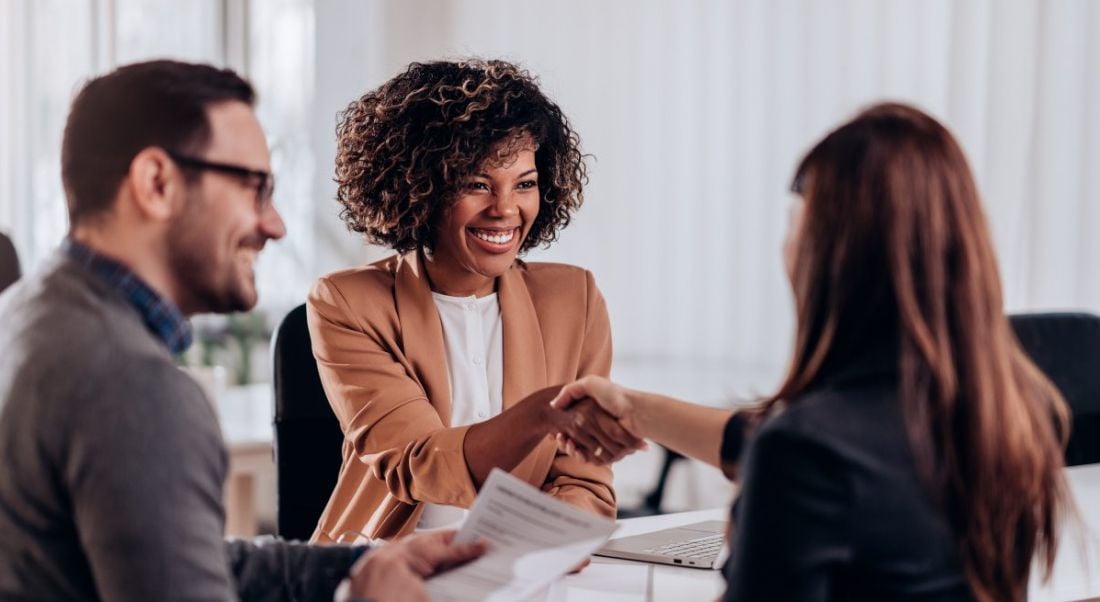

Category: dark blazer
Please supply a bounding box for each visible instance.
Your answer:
[722,352,973,601]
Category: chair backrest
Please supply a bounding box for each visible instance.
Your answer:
[271,303,343,541]
[0,231,21,294]
[1010,312,1100,466]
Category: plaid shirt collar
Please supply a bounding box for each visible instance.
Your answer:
[63,238,193,355]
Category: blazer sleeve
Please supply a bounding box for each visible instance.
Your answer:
[307,276,478,508]
[541,270,616,517]
[719,412,752,480]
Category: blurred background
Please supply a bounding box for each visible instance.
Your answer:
[2,0,1098,532]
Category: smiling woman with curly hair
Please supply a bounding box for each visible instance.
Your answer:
[334,59,587,253]
[307,59,635,544]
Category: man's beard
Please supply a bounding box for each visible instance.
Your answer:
[166,189,258,315]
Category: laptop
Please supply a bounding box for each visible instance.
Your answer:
[594,520,728,569]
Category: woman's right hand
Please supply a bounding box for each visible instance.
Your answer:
[549,376,648,463]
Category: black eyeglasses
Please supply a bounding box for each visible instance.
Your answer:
[167,151,275,209]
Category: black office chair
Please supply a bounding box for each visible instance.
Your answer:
[0,231,21,294]
[1010,312,1100,467]
[271,303,344,541]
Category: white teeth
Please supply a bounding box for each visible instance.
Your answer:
[471,229,516,245]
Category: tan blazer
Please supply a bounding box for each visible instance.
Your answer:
[307,252,615,542]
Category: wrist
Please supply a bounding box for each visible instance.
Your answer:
[525,391,554,434]
[527,385,564,435]
[625,388,653,439]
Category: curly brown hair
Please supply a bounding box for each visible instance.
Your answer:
[334,59,588,253]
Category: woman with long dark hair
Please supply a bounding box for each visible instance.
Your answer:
[554,102,1070,601]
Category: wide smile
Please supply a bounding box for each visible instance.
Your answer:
[466,226,520,255]
[236,246,262,273]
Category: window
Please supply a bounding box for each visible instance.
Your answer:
[0,0,318,315]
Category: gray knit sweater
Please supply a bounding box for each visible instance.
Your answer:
[0,253,360,601]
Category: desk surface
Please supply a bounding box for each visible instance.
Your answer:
[583,463,1100,601]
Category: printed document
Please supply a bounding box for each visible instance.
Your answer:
[425,468,618,601]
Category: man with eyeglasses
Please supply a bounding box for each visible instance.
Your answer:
[0,60,483,601]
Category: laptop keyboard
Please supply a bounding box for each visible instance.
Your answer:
[645,533,724,561]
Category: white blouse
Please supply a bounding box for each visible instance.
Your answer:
[416,291,504,530]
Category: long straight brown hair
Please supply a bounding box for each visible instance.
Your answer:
[764,103,1069,601]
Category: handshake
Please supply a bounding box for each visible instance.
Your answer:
[546,376,650,465]
[338,377,652,601]
[340,377,705,601]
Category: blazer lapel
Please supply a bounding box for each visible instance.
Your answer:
[498,263,549,409]
[394,251,453,425]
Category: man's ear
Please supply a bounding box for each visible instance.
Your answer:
[127,147,187,222]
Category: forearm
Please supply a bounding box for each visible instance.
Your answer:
[361,391,557,505]
[463,386,560,487]
[630,390,735,470]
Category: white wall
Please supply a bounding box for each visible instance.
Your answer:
[2,0,1098,398]
[306,0,1100,396]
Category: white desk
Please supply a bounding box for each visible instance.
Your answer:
[1034,463,1100,602]
[593,507,726,601]
[577,464,1100,601]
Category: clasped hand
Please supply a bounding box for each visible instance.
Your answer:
[546,377,648,465]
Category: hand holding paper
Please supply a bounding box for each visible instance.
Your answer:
[424,469,618,602]
[339,530,487,602]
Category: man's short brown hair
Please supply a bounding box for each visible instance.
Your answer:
[61,60,255,225]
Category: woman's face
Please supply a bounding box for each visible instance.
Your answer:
[427,146,541,296]
[783,194,806,287]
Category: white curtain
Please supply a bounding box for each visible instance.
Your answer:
[3,0,1098,398]
[0,0,225,270]
[311,0,1098,397]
